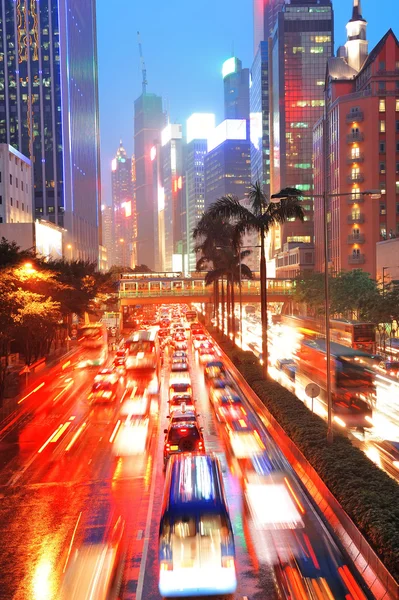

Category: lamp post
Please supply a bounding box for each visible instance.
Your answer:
[382,266,389,355]
[66,244,72,261]
[273,188,380,443]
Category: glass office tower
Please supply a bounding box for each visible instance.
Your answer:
[0,0,101,262]
[250,41,270,192]
[270,0,333,252]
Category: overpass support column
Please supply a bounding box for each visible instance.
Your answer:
[204,302,214,326]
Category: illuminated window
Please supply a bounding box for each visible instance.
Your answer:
[380,182,386,194]
[380,203,386,215]
[396,181,399,193]
[380,120,386,132]
[396,99,399,111]
[294,163,311,169]
[380,162,386,173]
[287,236,311,243]
[379,98,386,112]
[310,47,324,54]
[351,147,360,158]
[316,81,324,86]
[314,36,331,43]
[293,47,305,54]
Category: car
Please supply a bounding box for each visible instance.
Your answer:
[376,360,399,377]
[171,358,189,372]
[216,402,247,424]
[169,394,195,413]
[94,368,119,385]
[169,381,192,399]
[275,358,296,371]
[225,418,265,459]
[163,421,204,466]
[88,381,118,404]
[204,361,227,384]
[193,334,209,350]
[210,378,229,390]
[174,340,187,351]
[113,350,127,367]
[198,346,215,365]
[210,385,241,407]
[167,408,199,425]
[172,350,187,360]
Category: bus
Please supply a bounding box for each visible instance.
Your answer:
[295,339,375,428]
[158,454,237,598]
[77,323,108,367]
[282,315,376,353]
[124,328,160,377]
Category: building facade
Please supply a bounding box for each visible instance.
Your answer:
[0,144,32,226]
[205,120,251,208]
[134,93,164,270]
[270,0,333,257]
[250,41,270,191]
[253,0,285,55]
[101,205,113,268]
[313,2,399,278]
[111,141,135,267]
[0,0,101,262]
[223,58,250,121]
[185,113,215,272]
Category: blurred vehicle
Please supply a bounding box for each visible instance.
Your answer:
[296,339,375,428]
[113,349,127,367]
[198,346,215,365]
[210,385,240,407]
[125,328,160,377]
[77,323,108,367]
[386,338,399,355]
[88,381,118,404]
[158,329,170,339]
[159,454,237,597]
[163,422,204,465]
[169,394,195,413]
[216,401,247,424]
[94,368,119,385]
[204,360,227,384]
[113,416,150,456]
[167,408,200,425]
[185,309,198,324]
[225,418,265,458]
[376,360,399,377]
[169,381,192,400]
[210,377,228,391]
[193,334,209,350]
[172,350,187,360]
[171,357,189,372]
[174,339,188,351]
[60,518,125,600]
[275,358,295,372]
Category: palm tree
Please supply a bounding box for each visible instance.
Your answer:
[205,181,304,376]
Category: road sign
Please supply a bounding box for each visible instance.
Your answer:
[305,383,320,414]
[20,366,30,374]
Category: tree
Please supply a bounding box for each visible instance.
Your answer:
[0,237,35,268]
[205,182,304,375]
[330,270,379,320]
[293,271,325,316]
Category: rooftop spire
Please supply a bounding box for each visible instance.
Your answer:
[350,0,366,23]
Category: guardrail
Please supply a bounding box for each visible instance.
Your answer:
[214,335,398,600]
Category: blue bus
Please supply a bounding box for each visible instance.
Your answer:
[158,453,237,597]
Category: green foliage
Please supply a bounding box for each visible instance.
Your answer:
[293,271,325,315]
[330,270,379,320]
[213,331,399,580]
[0,237,35,268]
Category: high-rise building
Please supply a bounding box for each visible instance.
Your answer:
[111,141,135,267]
[253,0,285,55]
[185,114,216,272]
[313,2,399,278]
[222,58,250,121]
[161,124,184,272]
[270,0,333,259]
[250,42,270,191]
[204,120,251,208]
[134,93,164,270]
[101,205,113,268]
[0,0,101,263]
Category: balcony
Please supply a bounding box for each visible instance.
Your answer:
[346,110,364,123]
[348,254,365,265]
[347,173,364,183]
[346,153,364,164]
[347,132,364,143]
[347,233,365,244]
[347,194,364,204]
[347,213,364,224]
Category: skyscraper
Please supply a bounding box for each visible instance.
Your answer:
[185,113,216,272]
[253,0,285,55]
[204,120,251,208]
[0,0,101,262]
[134,93,164,270]
[161,124,184,272]
[222,58,250,121]
[101,205,113,268]
[111,142,135,267]
[250,41,270,191]
[270,0,333,258]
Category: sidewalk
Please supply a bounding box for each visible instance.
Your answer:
[0,344,79,431]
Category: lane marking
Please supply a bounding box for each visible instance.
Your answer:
[63,511,82,573]
[109,420,121,443]
[38,424,64,454]
[17,382,45,404]
[65,422,87,452]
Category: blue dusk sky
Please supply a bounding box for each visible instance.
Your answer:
[97,0,396,204]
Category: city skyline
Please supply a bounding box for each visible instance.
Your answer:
[97,0,396,204]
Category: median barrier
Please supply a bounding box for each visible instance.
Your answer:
[216,339,399,600]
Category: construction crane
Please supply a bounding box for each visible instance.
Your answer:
[137,31,148,94]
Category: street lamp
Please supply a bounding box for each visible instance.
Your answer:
[66,244,72,261]
[272,187,381,443]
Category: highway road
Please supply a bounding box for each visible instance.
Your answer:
[0,324,373,599]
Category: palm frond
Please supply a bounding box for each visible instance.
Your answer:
[240,264,253,279]
[247,181,268,217]
[207,195,255,228]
